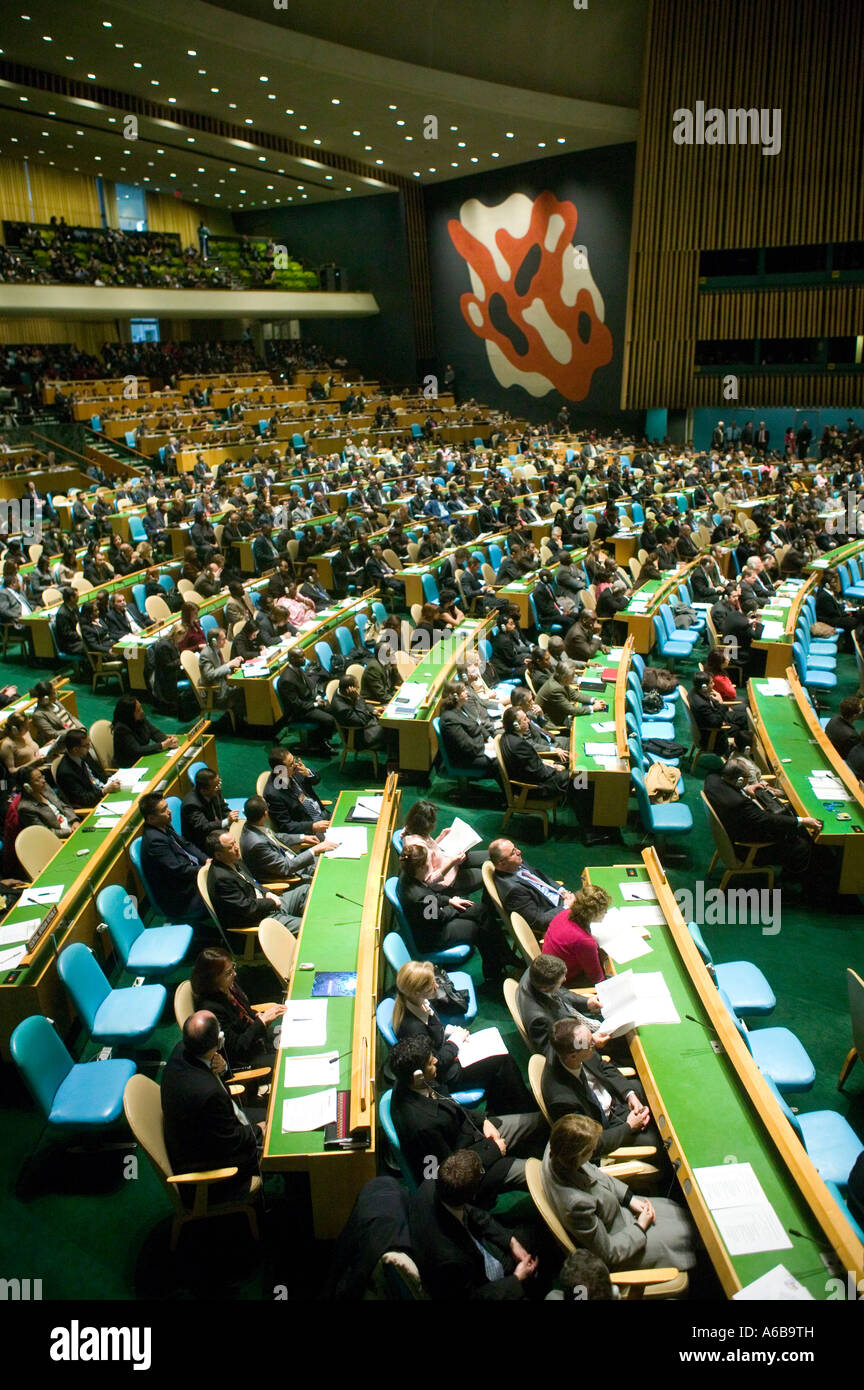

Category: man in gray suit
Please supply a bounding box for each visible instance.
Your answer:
[239,796,335,883]
[0,575,32,635]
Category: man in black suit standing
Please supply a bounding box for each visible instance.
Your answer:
[55,729,120,808]
[161,1011,262,1203]
[263,748,331,837]
[542,1020,658,1156]
[409,1151,539,1300]
[206,829,309,935]
[138,792,207,921]
[388,1036,545,1200]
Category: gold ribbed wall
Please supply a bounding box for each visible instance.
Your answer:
[0,157,102,231]
[0,319,118,352]
[145,194,235,248]
[625,0,864,408]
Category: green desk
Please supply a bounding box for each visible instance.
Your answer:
[584,851,862,1296]
[23,564,180,660]
[749,669,864,894]
[261,780,400,1236]
[396,533,508,610]
[750,577,808,677]
[380,615,494,772]
[568,637,632,825]
[0,726,216,1058]
[619,560,700,654]
[806,538,864,573]
[226,594,374,725]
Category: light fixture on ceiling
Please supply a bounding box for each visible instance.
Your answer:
[331,98,340,105]
[557,136,565,143]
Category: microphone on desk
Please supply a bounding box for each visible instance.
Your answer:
[685,1013,718,1034]
[788,1228,833,1251]
[335,892,364,908]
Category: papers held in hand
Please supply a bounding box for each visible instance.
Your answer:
[456,1027,508,1068]
[436,816,483,859]
[595,969,680,1036]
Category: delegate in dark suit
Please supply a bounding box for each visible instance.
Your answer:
[703,771,811,875]
[496,862,567,935]
[239,822,316,882]
[515,969,596,1056]
[500,730,570,799]
[390,1080,520,1195]
[140,823,207,920]
[181,785,233,852]
[438,705,498,777]
[160,1042,259,1202]
[55,748,109,808]
[541,1053,657,1156]
[409,1180,525,1301]
[263,766,326,834]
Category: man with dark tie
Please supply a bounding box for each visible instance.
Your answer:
[263,748,331,837]
[138,792,208,921]
[206,829,310,936]
[181,767,239,853]
[55,729,121,809]
[541,1020,659,1157]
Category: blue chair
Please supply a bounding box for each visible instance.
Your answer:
[628,737,684,792]
[128,515,147,545]
[292,433,306,451]
[384,876,472,966]
[90,415,102,432]
[158,574,175,594]
[379,1089,417,1188]
[165,797,183,836]
[630,765,693,842]
[129,837,211,930]
[488,544,503,572]
[96,884,193,979]
[381,932,477,1022]
[433,715,497,794]
[158,447,167,466]
[132,583,147,614]
[371,601,388,626]
[125,431,137,450]
[314,640,333,673]
[258,420,268,436]
[686,921,775,1015]
[631,501,645,525]
[375,998,484,1105]
[57,944,166,1048]
[411,423,424,439]
[200,613,218,637]
[50,619,80,663]
[11,1016,136,1131]
[793,643,837,692]
[654,608,700,662]
[421,572,440,605]
[762,1078,863,1185]
[355,612,372,649]
[718,990,815,1094]
[334,625,355,659]
[626,673,676,722]
[625,691,676,742]
[391,829,404,854]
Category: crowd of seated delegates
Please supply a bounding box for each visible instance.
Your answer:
[2,222,234,289]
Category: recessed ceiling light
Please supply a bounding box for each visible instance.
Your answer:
[284,109,294,116]
[345,186,351,191]
[299,124,307,131]
[150,79,159,86]
[87,73,95,79]
[258,155,266,161]
[19,96,28,102]
[210,87,219,93]
[364,145,371,151]
[470,156,479,162]
[229,102,237,109]
[108,116,116,123]
[157,148,164,154]
[301,194,307,199]
[169,172,176,177]
[267,93,275,99]
[491,152,499,158]
[505,132,514,138]
[557,137,565,143]
[451,161,458,167]
[450,126,458,132]
[428,167,436,172]
[239,188,246,193]
[244,118,253,125]
[412,171,420,177]
[102,20,112,27]
[94,155,101,161]
[65,55,73,60]
[114,43,123,49]
[331,98,340,105]
[457,141,466,147]
[405,136,413,141]
[538,141,546,148]
[389,104,397,110]
[296,185,304,190]
[375,159,383,165]
[325,174,333,180]
[187,49,197,55]
[197,68,206,74]
[187,137,195,142]
[259,75,268,82]
[168,97,177,103]
[396,120,405,126]
[42,34,52,41]
[313,138,321,145]
[214,192,220,197]
[133,62,142,68]
[267,184,274,189]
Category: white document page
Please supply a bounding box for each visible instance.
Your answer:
[437,817,483,858]
[281,1000,328,1049]
[0,917,40,946]
[733,1264,814,1301]
[0,944,26,971]
[281,1088,337,1133]
[283,1051,340,1089]
[324,826,369,859]
[456,1027,508,1067]
[618,882,658,902]
[18,883,64,908]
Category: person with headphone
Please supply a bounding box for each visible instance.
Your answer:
[703,757,821,882]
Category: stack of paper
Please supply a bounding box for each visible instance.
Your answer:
[756,677,792,697]
[759,620,785,640]
[591,721,618,733]
[732,1264,814,1301]
[694,1162,792,1256]
[437,816,483,858]
[808,770,853,802]
[618,881,658,902]
[595,969,680,1035]
[0,944,26,971]
[110,767,151,790]
[394,681,429,709]
[0,917,39,946]
[324,826,369,859]
[456,1027,508,1067]
[590,907,654,964]
[18,883,64,908]
[281,1088,337,1133]
[351,795,384,822]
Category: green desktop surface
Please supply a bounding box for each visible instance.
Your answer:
[265,789,374,1159]
[381,617,487,724]
[586,862,835,1297]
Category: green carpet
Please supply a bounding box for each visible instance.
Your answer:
[0,642,861,1300]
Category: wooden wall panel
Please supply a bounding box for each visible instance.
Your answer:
[625,0,864,408]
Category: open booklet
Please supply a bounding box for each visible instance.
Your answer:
[437,816,483,859]
[595,969,680,1036]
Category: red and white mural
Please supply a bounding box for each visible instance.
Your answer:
[448,190,613,401]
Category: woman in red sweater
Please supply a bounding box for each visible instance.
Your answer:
[542,884,611,985]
